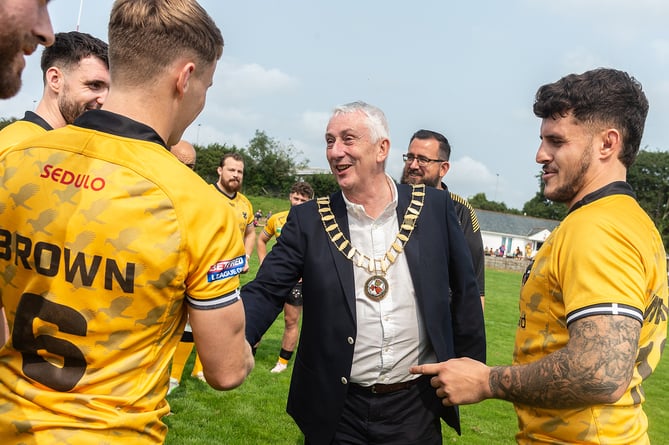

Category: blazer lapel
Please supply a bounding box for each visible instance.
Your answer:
[327,191,357,320]
[397,184,422,301]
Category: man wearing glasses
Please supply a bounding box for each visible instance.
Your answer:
[401,129,485,309]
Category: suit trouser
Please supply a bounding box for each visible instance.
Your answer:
[306,375,441,445]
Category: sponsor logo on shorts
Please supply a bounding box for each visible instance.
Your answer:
[207,255,245,282]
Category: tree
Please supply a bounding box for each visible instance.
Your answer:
[628,149,669,249]
[522,174,568,221]
[469,193,520,214]
[243,130,307,196]
[0,117,17,131]
[302,173,339,197]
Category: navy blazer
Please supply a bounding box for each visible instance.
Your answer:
[242,183,486,445]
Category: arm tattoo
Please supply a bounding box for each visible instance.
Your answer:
[489,315,640,408]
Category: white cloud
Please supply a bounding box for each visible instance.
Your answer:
[651,39,669,64]
[560,48,608,74]
[216,59,298,101]
[299,110,330,140]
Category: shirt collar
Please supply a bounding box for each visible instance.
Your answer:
[342,173,398,221]
[568,181,636,214]
[21,110,53,131]
[213,182,237,200]
[73,109,168,150]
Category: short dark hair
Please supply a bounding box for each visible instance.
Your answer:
[40,31,109,81]
[291,181,314,199]
[219,152,244,167]
[533,68,649,168]
[409,129,452,161]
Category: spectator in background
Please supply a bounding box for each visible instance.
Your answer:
[401,129,485,310]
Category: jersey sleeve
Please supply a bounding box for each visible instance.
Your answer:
[182,185,247,310]
[557,212,645,325]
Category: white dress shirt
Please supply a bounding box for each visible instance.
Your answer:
[344,176,435,385]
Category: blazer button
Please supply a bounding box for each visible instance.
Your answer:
[340,377,348,385]
[347,337,354,345]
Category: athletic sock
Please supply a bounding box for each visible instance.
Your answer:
[170,341,194,382]
[278,348,294,364]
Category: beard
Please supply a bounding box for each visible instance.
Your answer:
[222,178,241,194]
[400,167,440,188]
[58,83,92,124]
[0,35,24,99]
[543,147,592,203]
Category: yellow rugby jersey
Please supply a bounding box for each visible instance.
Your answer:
[212,184,254,235]
[515,183,668,445]
[0,111,52,157]
[0,110,246,444]
[262,210,289,239]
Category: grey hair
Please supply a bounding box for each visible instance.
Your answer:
[331,101,390,143]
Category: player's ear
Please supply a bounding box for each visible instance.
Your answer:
[45,67,63,94]
[175,62,196,98]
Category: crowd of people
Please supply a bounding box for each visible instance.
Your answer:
[0,1,666,445]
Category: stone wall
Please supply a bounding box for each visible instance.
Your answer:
[484,255,530,273]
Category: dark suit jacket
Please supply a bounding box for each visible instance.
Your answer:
[243,184,486,445]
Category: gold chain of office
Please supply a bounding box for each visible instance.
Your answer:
[317,184,425,301]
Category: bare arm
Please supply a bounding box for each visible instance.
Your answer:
[242,224,256,273]
[256,231,271,265]
[188,300,254,390]
[411,314,639,408]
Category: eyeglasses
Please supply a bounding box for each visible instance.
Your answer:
[402,153,445,167]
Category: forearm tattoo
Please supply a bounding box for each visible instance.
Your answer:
[489,315,640,408]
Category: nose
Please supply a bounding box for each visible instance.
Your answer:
[327,138,346,158]
[97,89,110,106]
[535,141,549,165]
[35,5,55,47]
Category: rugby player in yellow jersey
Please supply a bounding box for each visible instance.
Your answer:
[412,68,667,444]
[0,31,109,347]
[0,1,254,443]
[0,31,109,156]
[257,181,314,373]
[213,152,256,272]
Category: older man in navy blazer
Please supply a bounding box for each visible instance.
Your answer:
[242,101,486,445]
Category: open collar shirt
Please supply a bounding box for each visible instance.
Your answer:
[344,175,434,385]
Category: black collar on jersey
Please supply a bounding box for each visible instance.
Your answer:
[568,181,636,215]
[212,182,237,200]
[21,110,53,131]
[73,109,168,149]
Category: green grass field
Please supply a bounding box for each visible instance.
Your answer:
[164,265,668,444]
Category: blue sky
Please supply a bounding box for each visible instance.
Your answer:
[2,0,668,209]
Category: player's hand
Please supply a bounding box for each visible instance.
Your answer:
[410,358,491,406]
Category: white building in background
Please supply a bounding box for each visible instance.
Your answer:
[475,209,560,259]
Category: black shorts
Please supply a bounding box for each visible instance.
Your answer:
[286,283,303,307]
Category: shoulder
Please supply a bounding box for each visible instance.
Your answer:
[238,192,253,206]
[269,210,288,223]
[449,191,474,211]
[0,121,47,157]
